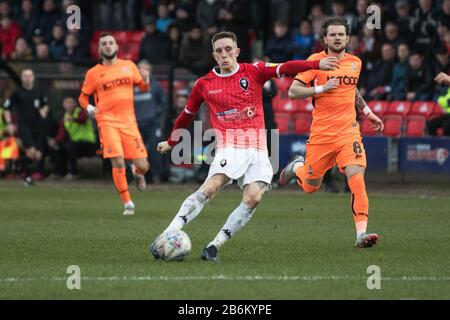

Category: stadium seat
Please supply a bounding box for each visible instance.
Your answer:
[293,113,312,134]
[387,101,412,116]
[274,77,294,99]
[383,114,404,137]
[405,115,427,137]
[360,118,378,136]
[131,31,145,43]
[410,101,436,118]
[367,100,389,117]
[274,113,291,133]
[273,97,296,113]
[294,99,314,114]
[429,104,445,119]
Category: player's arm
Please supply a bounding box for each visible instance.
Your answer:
[3,94,16,135]
[38,95,49,119]
[260,57,339,81]
[288,77,339,99]
[157,84,204,154]
[78,70,98,118]
[355,88,384,132]
[133,62,150,92]
[435,72,450,86]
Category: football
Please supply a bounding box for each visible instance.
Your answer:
[153,230,192,261]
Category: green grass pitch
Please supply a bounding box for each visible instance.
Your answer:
[1,180,449,299]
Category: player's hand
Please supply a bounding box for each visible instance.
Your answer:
[86,104,98,118]
[367,112,384,132]
[139,67,150,83]
[323,78,339,92]
[157,141,172,154]
[319,57,339,71]
[434,72,450,85]
[6,123,15,136]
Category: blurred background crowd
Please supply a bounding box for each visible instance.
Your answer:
[0,0,449,186]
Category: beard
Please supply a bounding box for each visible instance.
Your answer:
[327,44,346,53]
[101,50,117,60]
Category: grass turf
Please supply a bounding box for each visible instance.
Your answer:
[0,181,449,299]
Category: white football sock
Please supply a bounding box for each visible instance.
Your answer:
[124,200,134,208]
[208,202,255,249]
[165,191,209,232]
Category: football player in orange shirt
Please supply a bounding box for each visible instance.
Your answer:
[78,33,150,215]
[279,17,384,248]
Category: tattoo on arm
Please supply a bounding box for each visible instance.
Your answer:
[355,88,367,111]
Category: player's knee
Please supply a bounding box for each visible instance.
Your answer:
[243,193,262,208]
[137,162,149,174]
[303,183,320,194]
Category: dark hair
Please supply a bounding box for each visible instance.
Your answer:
[321,16,350,38]
[211,31,237,47]
[99,32,114,40]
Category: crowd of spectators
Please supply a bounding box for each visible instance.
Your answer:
[1,0,450,183]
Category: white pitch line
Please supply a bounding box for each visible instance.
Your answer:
[1,275,450,283]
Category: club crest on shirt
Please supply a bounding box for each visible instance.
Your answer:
[220,159,227,167]
[352,62,357,71]
[239,78,249,91]
[121,67,129,73]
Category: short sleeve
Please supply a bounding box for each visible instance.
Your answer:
[130,61,144,84]
[295,55,318,86]
[3,91,16,110]
[81,69,95,95]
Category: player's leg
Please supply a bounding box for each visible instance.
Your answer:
[337,138,379,248]
[150,173,230,259]
[279,142,335,194]
[99,125,133,215]
[164,173,230,232]
[122,126,149,191]
[130,157,149,191]
[202,181,270,261]
[202,150,273,261]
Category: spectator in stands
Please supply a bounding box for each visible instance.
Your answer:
[49,23,65,59]
[308,4,326,38]
[167,23,182,62]
[405,52,434,101]
[264,20,292,63]
[10,37,33,60]
[382,21,402,48]
[360,24,382,67]
[389,42,410,100]
[330,0,356,32]
[395,0,413,43]
[139,16,169,64]
[0,0,12,20]
[50,96,98,180]
[174,0,196,33]
[217,0,251,61]
[179,24,213,75]
[437,0,450,29]
[134,60,166,183]
[61,32,84,62]
[366,43,397,100]
[2,68,49,185]
[351,0,369,36]
[156,3,175,33]
[291,20,315,60]
[30,27,45,55]
[427,85,450,136]
[347,35,363,56]
[37,0,61,42]
[35,42,50,60]
[411,0,439,55]
[432,46,450,100]
[196,0,220,36]
[0,16,22,59]
[18,0,38,44]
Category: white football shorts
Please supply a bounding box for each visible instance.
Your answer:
[206,147,274,189]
